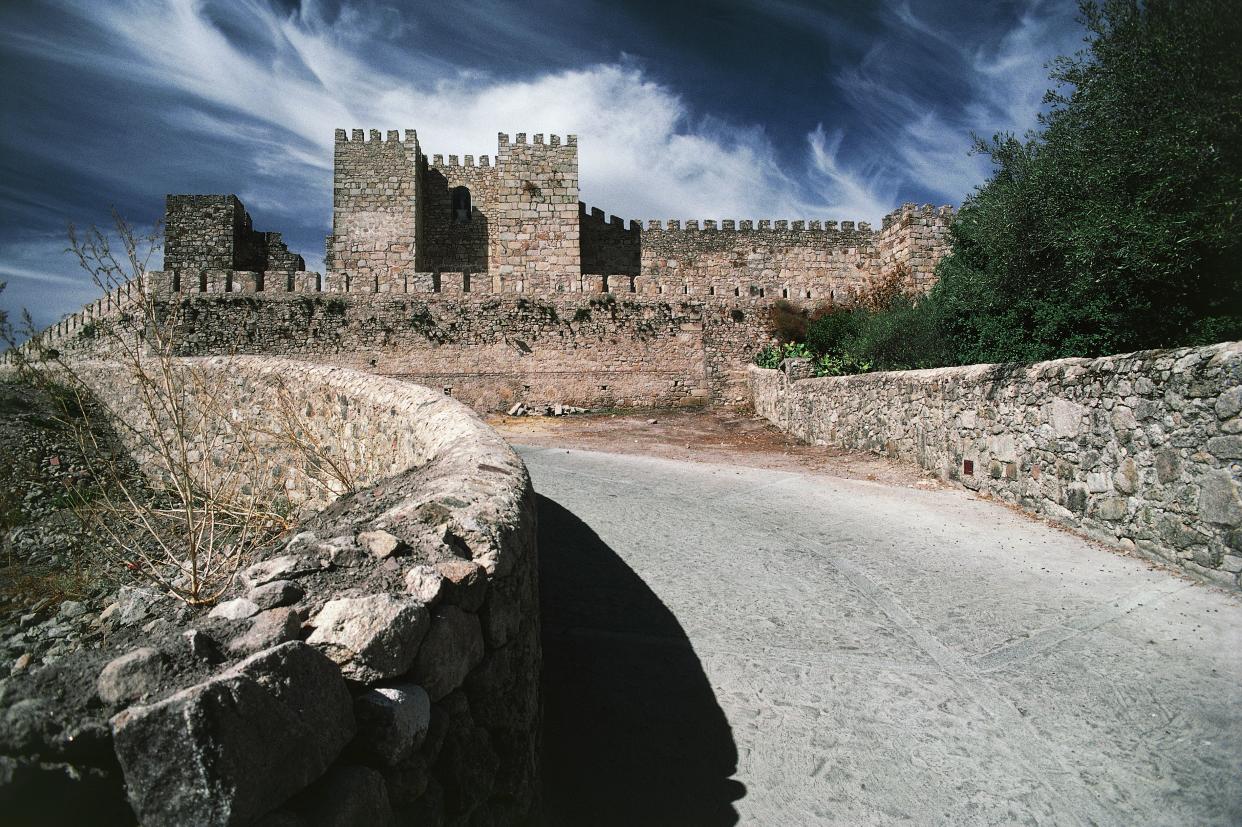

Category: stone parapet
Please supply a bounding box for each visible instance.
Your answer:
[0,357,540,824]
[750,342,1242,590]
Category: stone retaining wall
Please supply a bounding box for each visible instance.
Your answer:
[750,342,1242,590]
[1,357,540,825]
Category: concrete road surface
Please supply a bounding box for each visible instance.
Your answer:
[522,445,1242,826]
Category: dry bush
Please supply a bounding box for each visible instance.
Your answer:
[5,216,300,604]
[767,299,808,342]
[853,263,917,313]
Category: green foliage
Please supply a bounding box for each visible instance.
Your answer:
[753,341,812,369]
[790,0,1241,375]
[932,0,1242,362]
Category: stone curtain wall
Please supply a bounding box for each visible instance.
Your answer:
[750,342,1242,590]
[150,292,766,410]
[165,195,305,281]
[31,356,541,824]
[329,129,422,291]
[635,204,953,300]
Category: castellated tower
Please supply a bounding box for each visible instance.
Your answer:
[328,129,421,292]
[326,129,581,292]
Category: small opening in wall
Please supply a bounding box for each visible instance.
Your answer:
[963,459,974,476]
[432,273,442,293]
[463,272,471,293]
[806,290,812,299]
[451,186,471,223]
[782,288,789,298]
[734,286,740,297]
[600,385,609,391]
[708,286,715,295]
[444,387,453,396]
[683,284,689,294]
[759,287,766,298]
[523,385,531,393]
[658,285,664,294]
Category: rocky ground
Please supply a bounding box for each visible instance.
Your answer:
[0,380,137,674]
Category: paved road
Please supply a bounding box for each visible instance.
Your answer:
[522,445,1242,826]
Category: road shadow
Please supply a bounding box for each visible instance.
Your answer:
[537,494,744,826]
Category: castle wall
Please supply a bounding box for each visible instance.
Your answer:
[150,292,755,410]
[875,204,955,293]
[750,342,1242,591]
[420,155,498,275]
[491,133,580,290]
[579,204,641,276]
[638,219,878,302]
[330,129,421,292]
[164,195,306,280]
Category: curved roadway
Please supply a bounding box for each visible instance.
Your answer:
[524,445,1242,826]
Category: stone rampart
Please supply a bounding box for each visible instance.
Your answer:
[0,357,540,824]
[142,292,773,410]
[750,342,1242,590]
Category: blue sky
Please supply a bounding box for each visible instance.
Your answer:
[0,0,1085,329]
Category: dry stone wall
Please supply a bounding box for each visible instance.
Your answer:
[751,342,1242,590]
[0,357,540,825]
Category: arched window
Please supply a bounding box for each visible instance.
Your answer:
[451,186,471,223]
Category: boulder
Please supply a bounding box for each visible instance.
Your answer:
[110,642,354,827]
[248,579,304,611]
[240,555,321,590]
[307,595,429,683]
[352,684,431,765]
[404,566,444,605]
[209,598,260,621]
[226,608,302,658]
[358,530,409,560]
[97,646,164,706]
[288,765,395,827]
[411,607,485,701]
[435,560,487,611]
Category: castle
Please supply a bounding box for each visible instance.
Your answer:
[22,129,955,409]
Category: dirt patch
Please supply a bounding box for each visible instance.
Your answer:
[489,405,944,490]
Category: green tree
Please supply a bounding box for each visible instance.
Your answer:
[931,0,1242,363]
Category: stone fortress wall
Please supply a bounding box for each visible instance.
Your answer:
[1,356,541,824]
[750,342,1242,591]
[4,127,949,411]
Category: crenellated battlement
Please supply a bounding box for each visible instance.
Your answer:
[8,126,960,410]
[335,128,419,144]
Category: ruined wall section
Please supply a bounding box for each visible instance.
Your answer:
[491,133,580,292]
[419,154,498,277]
[164,195,305,284]
[751,342,1242,591]
[329,129,421,293]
